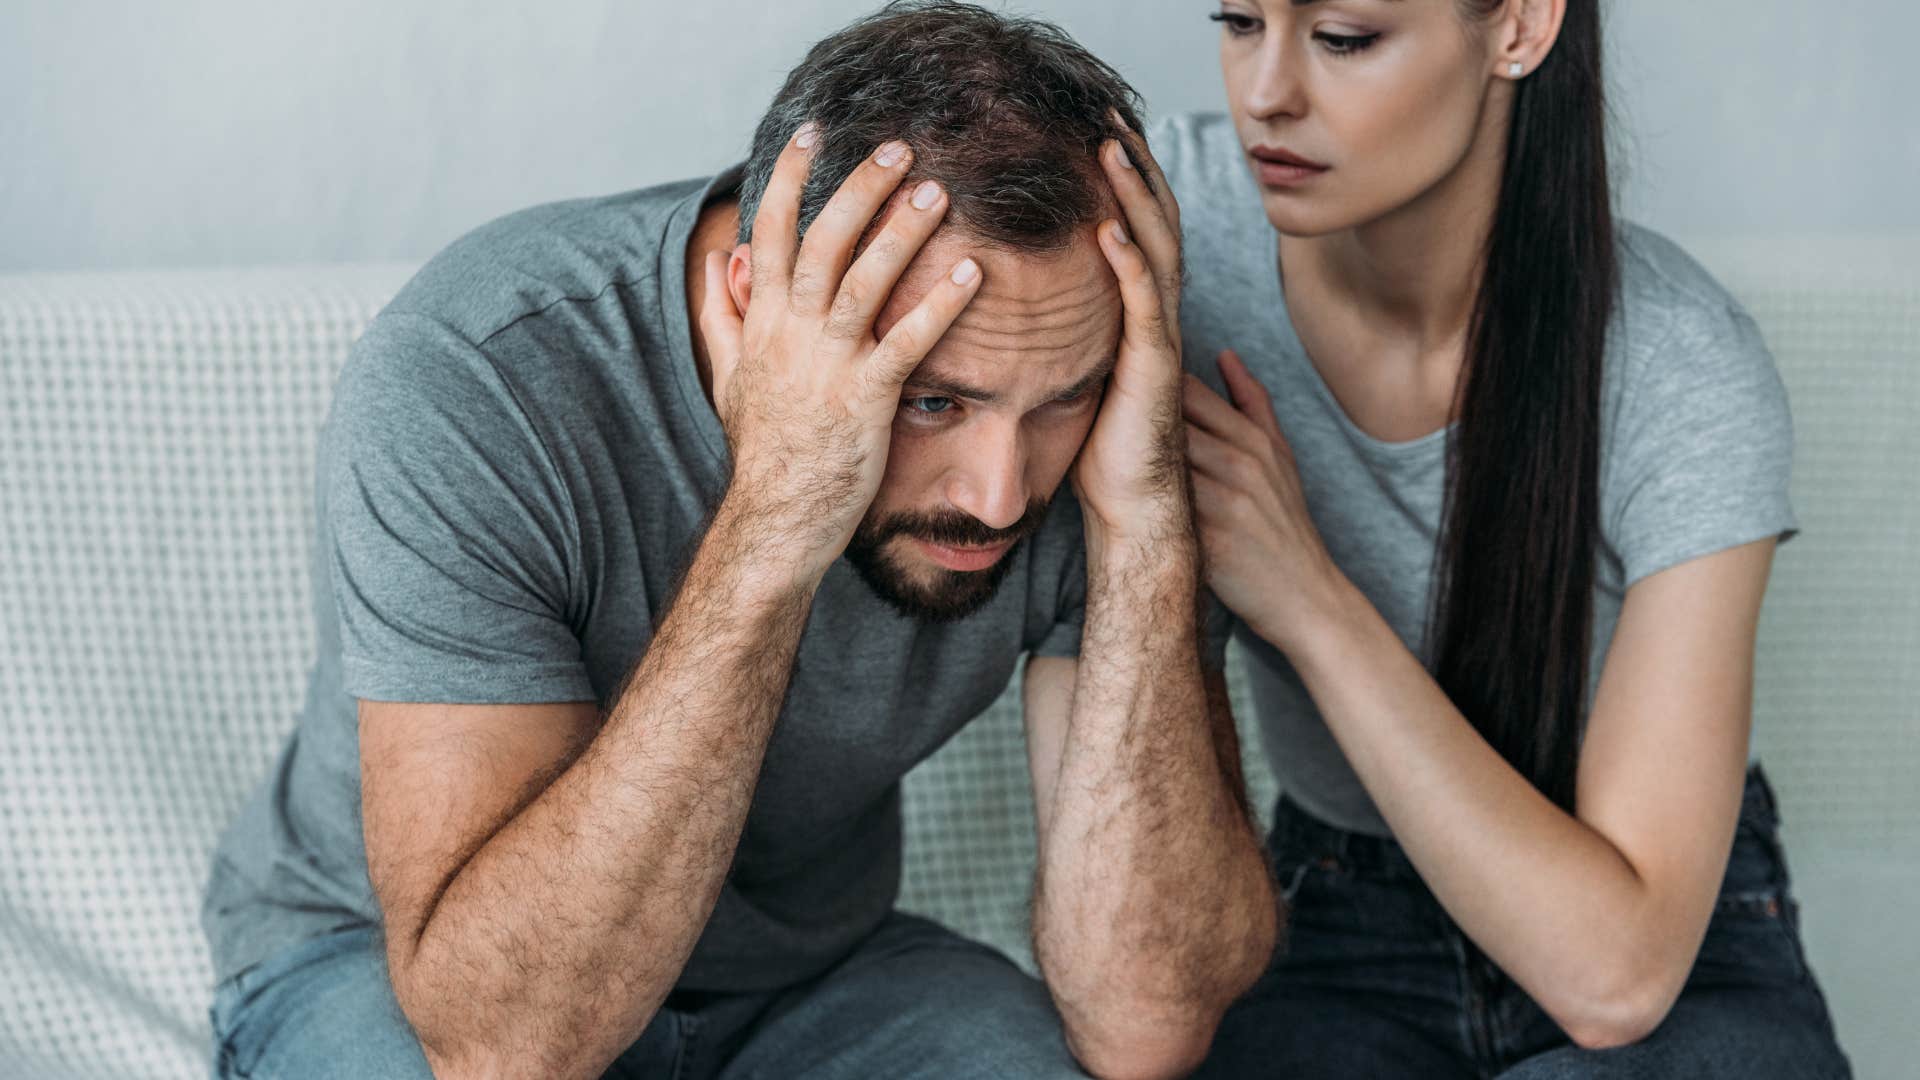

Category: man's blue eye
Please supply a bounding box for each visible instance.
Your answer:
[906,397,954,415]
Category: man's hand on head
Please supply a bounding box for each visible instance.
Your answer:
[698,124,984,586]
[1073,115,1196,557]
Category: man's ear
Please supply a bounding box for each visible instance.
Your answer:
[727,243,753,314]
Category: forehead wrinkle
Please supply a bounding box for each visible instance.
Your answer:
[873,229,1120,347]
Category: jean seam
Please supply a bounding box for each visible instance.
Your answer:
[671,1010,703,1080]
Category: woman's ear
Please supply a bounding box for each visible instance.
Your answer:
[1493,0,1568,79]
[727,243,753,314]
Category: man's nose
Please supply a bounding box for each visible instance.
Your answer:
[944,428,1030,533]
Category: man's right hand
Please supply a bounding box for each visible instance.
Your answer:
[698,124,984,584]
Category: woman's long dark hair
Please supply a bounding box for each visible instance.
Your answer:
[1426,0,1617,811]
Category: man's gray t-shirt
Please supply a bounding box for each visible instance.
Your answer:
[1153,113,1799,837]
[201,166,1091,990]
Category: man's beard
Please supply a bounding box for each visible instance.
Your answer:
[843,499,1050,623]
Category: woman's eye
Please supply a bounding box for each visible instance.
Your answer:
[1208,11,1260,38]
[905,396,954,415]
[1316,31,1382,55]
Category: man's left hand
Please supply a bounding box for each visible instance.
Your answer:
[1073,117,1193,551]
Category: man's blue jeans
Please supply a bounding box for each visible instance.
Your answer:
[1196,765,1852,1078]
[208,910,1089,1079]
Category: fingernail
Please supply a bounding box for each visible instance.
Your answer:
[794,122,818,149]
[951,258,980,285]
[911,180,941,210]
[875,141,909,168]
[1111,141,1136,170]
[1109,221,1130,245]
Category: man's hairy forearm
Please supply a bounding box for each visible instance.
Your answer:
[391,494,816,1079]
[1033,535,1277,1074]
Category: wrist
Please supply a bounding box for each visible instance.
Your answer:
[1082,490,1195,556]
[706,488,837,601]
[1259,570,1372,675]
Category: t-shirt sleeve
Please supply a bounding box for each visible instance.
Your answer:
[1605,299,1800,588]
[321,312,595,704]
[1198,589,1237,672]
[1028,491,1088,659]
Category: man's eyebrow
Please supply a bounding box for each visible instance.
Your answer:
[1291,0,1400,5]
[902,355,1118,407]
[903,373,1002,404]
[1050,355,1118,403]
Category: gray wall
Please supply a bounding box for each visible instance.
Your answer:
[3,0,1915,272]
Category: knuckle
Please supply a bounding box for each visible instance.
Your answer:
[1228,454,1262,488]
[787,265,827,306]
[881,321,925,365]
[863,227,910,268]
[824,295,868,340]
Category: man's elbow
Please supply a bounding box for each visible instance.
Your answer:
[1065,1019,1217,1080]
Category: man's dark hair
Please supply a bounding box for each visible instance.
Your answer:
[736,0,1151,253]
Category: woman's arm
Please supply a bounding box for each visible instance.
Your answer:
[1185,352,1771,1049]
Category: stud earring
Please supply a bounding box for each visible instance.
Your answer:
[1508,61,1525,77]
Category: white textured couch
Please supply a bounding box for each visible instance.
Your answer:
[2,235,1915,1079]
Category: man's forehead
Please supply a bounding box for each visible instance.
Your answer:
[879,219,1121,343]
[872,219,1122,393]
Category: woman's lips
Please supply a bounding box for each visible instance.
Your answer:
[1250,144,1330,187]
[913,538,1014,572]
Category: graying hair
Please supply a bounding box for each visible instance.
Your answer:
[735,0,1152,254]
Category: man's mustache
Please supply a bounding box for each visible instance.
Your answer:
[864,499,1051,549]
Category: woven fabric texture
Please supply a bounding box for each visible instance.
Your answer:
[2,236,1914,1077]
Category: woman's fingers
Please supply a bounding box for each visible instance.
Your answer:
[1216,351,1295,459]
[1184,421,1239,480]
[1183,372,1265,450]
[866,257,984,390]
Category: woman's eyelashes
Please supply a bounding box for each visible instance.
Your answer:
[1208,11,1382,56]
[1317,31,1381,56]
[1209,11,1259,38]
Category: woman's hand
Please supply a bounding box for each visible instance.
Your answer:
[1183,349,1350,652]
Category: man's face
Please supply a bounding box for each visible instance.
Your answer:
[848,222,1121,622]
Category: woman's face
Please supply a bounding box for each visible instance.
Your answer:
[1215,0,1509,237]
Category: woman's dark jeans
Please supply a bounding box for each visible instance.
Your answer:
[1198,766,1852,1078]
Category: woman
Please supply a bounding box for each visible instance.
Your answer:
[1145,1,1852,1075]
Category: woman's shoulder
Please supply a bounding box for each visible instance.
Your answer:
[1145,113,1262,209]
[1606,221,1783,420]
[1611,221,1764,355]
[1145,111,1242,170]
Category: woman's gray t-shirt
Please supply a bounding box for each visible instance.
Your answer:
[1152,112,1798,837]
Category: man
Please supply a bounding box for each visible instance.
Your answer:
[202,4,1275,1077]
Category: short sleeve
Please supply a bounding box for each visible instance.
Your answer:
[1027,494,1088,659]
[1199,590,1237,671]
[1605,300,1800,588]
[321,312,595,704]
